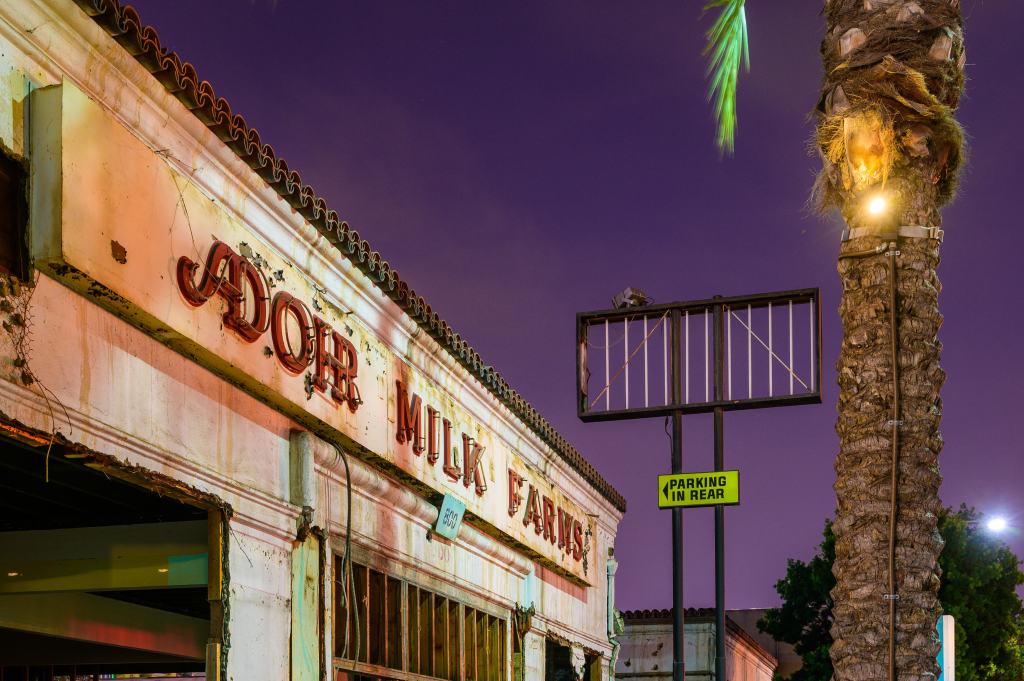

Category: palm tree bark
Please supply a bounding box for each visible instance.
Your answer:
[817,2,965,680]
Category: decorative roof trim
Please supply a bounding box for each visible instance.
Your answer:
[69,0,626,512]
[621,608,711,621]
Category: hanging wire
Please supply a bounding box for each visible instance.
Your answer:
[588,312,670,410]
[331,443,359,663]
[729,306,809,391]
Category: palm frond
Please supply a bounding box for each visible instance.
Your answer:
[703,0,749,155]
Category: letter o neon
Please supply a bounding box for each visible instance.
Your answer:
[271,292,313,374]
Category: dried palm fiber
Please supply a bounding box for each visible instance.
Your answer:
[815,55,965,213]
[815,0,965,216]
[817,2,964,681]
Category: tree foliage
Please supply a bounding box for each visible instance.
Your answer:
[757,522,836,681]
[759,507,1024,681]
[937,506,1024,681]
[702,0,748,155]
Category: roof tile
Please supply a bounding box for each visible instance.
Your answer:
[71,0,627,513]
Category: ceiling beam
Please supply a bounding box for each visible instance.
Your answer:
[1,520,207,594]
[0,591,207,659]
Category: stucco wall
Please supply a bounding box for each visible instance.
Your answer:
[615,618,776,681]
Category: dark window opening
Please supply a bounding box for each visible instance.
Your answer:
[335,558,507,681]
[0,436,216,679]
[545,640,573,681]
[544,642,600,681]
[0,151,28,280]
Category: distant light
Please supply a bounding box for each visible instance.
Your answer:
[866,195,888,216]
[986,516,1008,534]
[6,572,19,577]
[157,568,169,573]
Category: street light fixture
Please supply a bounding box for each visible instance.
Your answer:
[866,194,888,217]
[985,516,1009,534]
[966,514,1012,535]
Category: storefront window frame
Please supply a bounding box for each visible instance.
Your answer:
[332,552,508,681]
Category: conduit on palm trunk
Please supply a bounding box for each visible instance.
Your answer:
[837,239,902,681]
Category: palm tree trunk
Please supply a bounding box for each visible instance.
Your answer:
[818,2,965,679]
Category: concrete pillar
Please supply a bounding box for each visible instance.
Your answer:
[523,630,545,681]
[225,526,292,681]
[291,533,321,681]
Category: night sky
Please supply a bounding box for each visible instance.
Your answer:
[126,0,1023,609]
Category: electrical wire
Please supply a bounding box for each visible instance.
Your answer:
[836,242,887,261]
[838,239,901,681]
[331,443,359,665]
[587,312,670,409]
[887,247,900,681]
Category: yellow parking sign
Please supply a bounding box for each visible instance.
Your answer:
[658,470,740,508]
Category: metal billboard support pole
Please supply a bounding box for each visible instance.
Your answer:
[713,300,726,681]
[670,308,685,681]
[576,288,822,681]
[714,408,725,681]
[672,410,685,681]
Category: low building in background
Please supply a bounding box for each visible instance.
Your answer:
[726,609,801,679]
[615,609,777,681]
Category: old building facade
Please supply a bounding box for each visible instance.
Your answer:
[0,1,625,679]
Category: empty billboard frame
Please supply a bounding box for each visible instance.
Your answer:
[576,288,822,422]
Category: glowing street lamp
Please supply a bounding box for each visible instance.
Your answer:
[985,516,1009,534]
[866,194,888,217]
[968,514,1012,535]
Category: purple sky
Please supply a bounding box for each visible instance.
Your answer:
[127,0,1023,609]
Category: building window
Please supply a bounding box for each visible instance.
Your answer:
[464,604,505,681]
[335,563,402,667]
[335,558,507,681]
[0,151,28,280]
